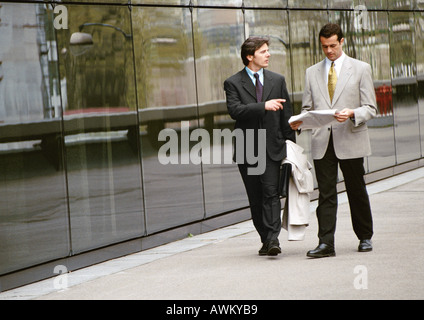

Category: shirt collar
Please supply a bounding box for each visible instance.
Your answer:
[325,51,346,68]
[245,67,264,85]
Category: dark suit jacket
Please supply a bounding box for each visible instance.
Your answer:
[224,68,295,164]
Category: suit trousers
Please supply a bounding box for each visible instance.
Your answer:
[238,154,282,244]
[313,133,373,247]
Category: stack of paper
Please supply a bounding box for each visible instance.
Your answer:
[289,109,339,129]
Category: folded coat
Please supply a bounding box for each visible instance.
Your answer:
[282,140,314,241]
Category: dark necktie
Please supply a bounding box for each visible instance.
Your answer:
[254,73,263,103]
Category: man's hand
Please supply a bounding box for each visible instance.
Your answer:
[265,99,285,111]
[335,108,354,122]
[290,120,302,130]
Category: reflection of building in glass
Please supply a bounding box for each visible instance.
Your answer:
[0,3,48,123]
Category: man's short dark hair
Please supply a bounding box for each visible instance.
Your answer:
[241,36,270,66]
[319,23,344,42]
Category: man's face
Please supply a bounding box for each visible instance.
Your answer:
[320,35,344,61]
[247,43,270,71]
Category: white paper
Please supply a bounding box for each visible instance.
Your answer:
[289,109,339,129]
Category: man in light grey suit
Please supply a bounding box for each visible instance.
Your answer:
[291,23,377,258]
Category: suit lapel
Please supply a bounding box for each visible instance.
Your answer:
[241,69,257,101]
[241,69,273,102]
[316,60,332,107]
[262,69,274,102]
[331,56,353,106]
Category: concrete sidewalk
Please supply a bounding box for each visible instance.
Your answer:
[1,168,424,300]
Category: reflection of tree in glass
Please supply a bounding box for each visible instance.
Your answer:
[56,5,135,112]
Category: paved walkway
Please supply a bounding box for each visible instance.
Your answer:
[1,168,424,300]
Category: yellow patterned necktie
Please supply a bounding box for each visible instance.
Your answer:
[328,61,337,103]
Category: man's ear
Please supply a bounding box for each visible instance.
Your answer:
[247,55,253,62]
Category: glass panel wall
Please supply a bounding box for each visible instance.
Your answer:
[61,0,128,3]
[244,0,287,7]
[192,8,248,217]
[328,0,388,9]
[245,9,292,92]
[389,11,421,164]
[288,10,328,167]
[133,0,190,4]
[57,4,144,253]
[0,2,69,274]
[388,0,415,10]
[416,11,424,156]
[362,11,396,171]
[132,6,205,233]
[289,10,328,114]
[330,9,396,172]
[193,0,242,6]
[288,0,327,8]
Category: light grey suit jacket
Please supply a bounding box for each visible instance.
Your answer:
[302,55,377,160]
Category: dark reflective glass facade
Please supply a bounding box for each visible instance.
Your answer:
[1,0,423,289]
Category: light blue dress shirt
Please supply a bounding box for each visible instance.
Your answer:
[245,67,264,87]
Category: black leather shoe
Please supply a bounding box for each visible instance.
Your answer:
[306,243,335,258]
[258,243,268,256]
[267,240,281,256]
[358,239,372,252]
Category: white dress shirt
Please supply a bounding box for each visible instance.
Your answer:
[324,51,346,84]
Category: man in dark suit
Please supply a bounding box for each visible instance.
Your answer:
[224,36,295,256]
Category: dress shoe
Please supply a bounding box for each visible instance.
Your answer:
[358,239,372,252]
[306,243,335,258]
[267,240,281,256]
[258,243,268,256]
